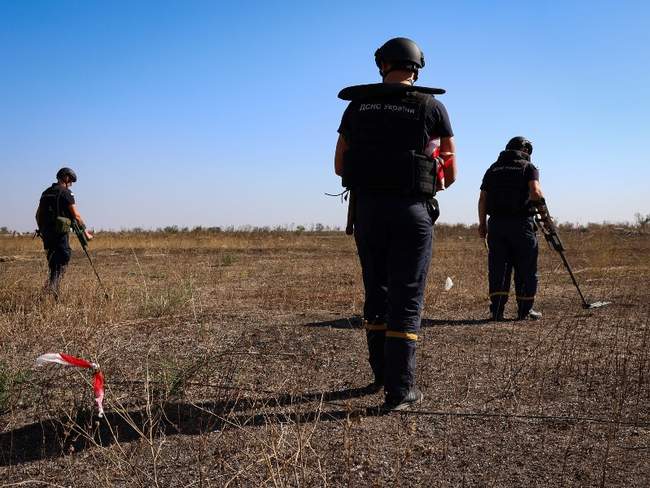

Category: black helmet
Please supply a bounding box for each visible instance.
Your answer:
[506,136,533,155]
[375,37,425,78]
[56,167,77,182]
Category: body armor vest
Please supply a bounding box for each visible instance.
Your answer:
[38,185,71,235]
[484,150,533,217]
[341,91,437,197]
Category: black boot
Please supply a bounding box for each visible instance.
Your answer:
[382,387,424,412]
[383,334,417,406]
[365,323,386,390]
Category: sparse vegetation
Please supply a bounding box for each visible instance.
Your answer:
[0,225,648,486]
[0,362,29,416]
[635,212,650,232]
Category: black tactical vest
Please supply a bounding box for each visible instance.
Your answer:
[484,150,533,217]
[37,185,71,235]
[341,91,436,197]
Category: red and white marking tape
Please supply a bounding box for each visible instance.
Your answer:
[35,353,105,417]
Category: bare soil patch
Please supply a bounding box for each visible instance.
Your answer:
[1,227,649,486]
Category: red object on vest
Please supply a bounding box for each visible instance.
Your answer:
[425,137,446,190]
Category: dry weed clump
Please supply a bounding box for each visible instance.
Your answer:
[0,226,649,486]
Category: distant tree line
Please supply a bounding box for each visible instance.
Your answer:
[2,215,649,236]
[109,223,341,235]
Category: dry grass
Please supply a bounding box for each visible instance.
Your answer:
[0,226,649,487]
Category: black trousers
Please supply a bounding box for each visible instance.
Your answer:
[487,216,538,317]
[354,192,434,401]
[42,233,71,290]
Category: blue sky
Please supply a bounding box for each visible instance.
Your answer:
[2,0,648,231]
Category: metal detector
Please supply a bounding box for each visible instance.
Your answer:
[533,200,610,309]
[71,221,110,300]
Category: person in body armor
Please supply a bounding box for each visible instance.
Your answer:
[478,137,544,321]
[335,37,456,411]
[35,167,93,296]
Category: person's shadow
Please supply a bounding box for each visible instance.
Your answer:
[304,316,495,329]
[0,385,382,466]
[421,318,495,327]
[304,316,363,329]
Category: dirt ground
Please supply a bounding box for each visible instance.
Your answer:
[1,226,649,487]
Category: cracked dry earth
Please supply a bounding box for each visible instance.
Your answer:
[0,227,649,487]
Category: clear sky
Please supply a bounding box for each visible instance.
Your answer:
[2,0,649,231]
